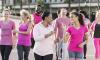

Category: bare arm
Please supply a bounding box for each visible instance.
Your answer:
[84,33,89,44]
[64,32,70,43]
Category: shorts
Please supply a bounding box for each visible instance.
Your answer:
[68,50,83,59]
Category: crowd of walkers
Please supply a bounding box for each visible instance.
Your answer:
[0,7,100,60]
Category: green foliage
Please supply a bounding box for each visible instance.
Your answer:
[64,0,69,3]
[36,0,44,5]
[36,0,50,10]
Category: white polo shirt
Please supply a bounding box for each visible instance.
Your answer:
[33,22,55,56]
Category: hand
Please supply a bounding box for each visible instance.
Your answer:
[79,43,85,48]
[45,31,55,38]
[62,24,67,31]
[13,30,19,33]
[54,38,59,43]
[12,45,16,49]
[50,31,55,35]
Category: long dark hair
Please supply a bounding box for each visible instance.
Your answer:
[80,10,89,19]
[72,12,84,26]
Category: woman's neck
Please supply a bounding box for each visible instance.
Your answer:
[74,21,80,28]
[97,19,100,24]
[42,21,48,27]
[61,15,67,18]
[4,18,8,21]
[23,19,28,23]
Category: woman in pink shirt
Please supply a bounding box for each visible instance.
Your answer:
[32,9,43,24]
[15,9,32,60]
[64,12,88,60]
[91,10,100,60]
[31,9,43,48]
[0,9,16,60]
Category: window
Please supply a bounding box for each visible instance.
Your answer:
[14,0,21,5]
[32,0,36,3]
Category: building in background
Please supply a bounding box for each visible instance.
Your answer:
[0,0,99,16]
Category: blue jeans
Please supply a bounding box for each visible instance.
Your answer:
[17,45,30,60]
[68,50,83,59]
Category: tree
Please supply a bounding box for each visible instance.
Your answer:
[64,0,71,10]
[36,0,44,6]
[36,0,50,11]
[64,0,69,3]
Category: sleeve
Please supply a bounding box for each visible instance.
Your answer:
[33,26,45,42]
[66,27,71,34]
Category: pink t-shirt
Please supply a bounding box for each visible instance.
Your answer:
[31,13,42,38]
[33,13,42,24]
[0,20,15,45]
[67,25,88,52]
[55,17,71,39]
[18,23,31,46]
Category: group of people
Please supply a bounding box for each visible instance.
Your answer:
[0,7,100,60]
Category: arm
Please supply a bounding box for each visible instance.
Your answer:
[90,28,94,39]
[12,22,17,48]
[90,21,96,38]
[31,14,35,26]
[79,26,89,48]
[54,20,59,42]
[78,33,88,48]
[64,32,70,43]
[84,33,89,44]
[33,26,54,42]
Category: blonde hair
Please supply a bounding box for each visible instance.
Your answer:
[95,10,100,22]
[2,8,11,16]
[20,9,31,23]
[20,9,30,17]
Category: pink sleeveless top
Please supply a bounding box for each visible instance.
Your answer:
[18,23,31,46]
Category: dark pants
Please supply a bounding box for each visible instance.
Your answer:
[83,37,87,59]
[0,45,12,60]
[17,45,30,60]
[34,53,53,60]
[84,44,87,59]
[31,38,35,49]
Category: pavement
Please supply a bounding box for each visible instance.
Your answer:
[0,16,96,60]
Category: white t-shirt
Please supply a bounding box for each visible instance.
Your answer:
[33,22,55,56]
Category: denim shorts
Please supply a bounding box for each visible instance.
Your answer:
[68,50,83,59]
